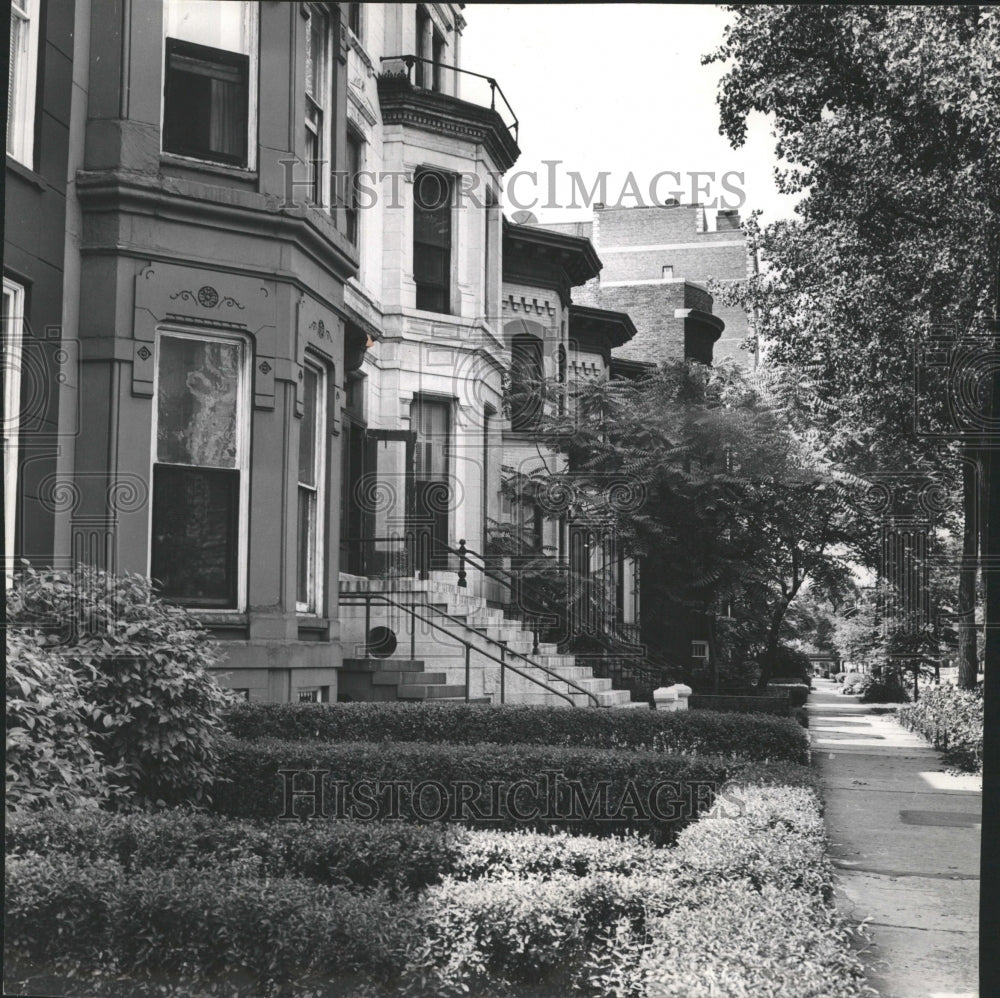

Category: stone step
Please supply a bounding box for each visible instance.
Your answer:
[397,683,471,700]
[342,658,426,673]
[371,671,449,686]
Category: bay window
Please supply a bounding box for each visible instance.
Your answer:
[162,0,258,168]
[297,360,327,614]
[150,331,250,608]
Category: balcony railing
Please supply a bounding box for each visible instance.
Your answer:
[379,54,519,144]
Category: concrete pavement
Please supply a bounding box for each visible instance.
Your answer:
[809,678,981,998]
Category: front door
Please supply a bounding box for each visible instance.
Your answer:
[410,397,451,570]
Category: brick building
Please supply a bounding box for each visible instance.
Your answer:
[546,201,755,368]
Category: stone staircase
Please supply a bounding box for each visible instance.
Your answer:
[340,572,640,708]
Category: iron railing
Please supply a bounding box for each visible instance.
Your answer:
[340,588,600,707]
[378,54,519,143]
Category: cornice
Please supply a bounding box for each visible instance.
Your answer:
[376,77,520,173]
[75,169,359,285]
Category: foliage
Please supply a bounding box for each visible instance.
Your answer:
[688,694,791,717]
[223,700,809,763]
[857,671,911,704]
[5,851,410,997]
[209,736,730,841]
[6,627,122,813]
[768,682,809,708]
[6,808,461,898]
[7,565,238,806]
[706,5,1000,689]
[898,684,983,771]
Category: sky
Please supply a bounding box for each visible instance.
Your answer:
[460,4,799,227]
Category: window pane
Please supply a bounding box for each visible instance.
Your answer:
[151,465,239,605]
[164,40,249,164]
[157,335,241,468]
[8,15,23,154]
[166,0,251,53]
[305,7,328,103]
[298,367,318,486]
[297,487,314,606]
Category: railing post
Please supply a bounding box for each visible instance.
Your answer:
[489,78,496,111]
[500,640,506,704]
[410,600,416,661]
[419,527,429,581]
[532,621,540,657]
[465,644,471,703]
[457,538,467,589]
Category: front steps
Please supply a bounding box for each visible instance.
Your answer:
[340,573,635,708]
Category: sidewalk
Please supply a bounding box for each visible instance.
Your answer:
[809,678,981,998]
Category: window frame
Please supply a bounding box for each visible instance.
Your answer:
[161,0,259,171]
[304,2,332,207]
[296,356,328,615]
[412,168,455,315]
[3,278,25,587]
[691,640,709,662]
[7,0,40,167]
[344,128,364,244]
[148,326,252,611]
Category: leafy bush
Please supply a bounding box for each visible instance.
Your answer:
[898,685,983,772]
[210,737,731,841]
[223,701,809,764]
[834,672,848,683]
[770,645,812,681]
[6,807,460,898]
[5,852,411,996]
[8,565,238,806]
[768,682,809,707]
[853,672,910,703]
[636,880,873,998]
[6,628,122,813]
[841,672,865,694]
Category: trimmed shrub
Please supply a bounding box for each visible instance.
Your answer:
[841,672,865,694]
[6,628,122,813]
[8,565,238,806]
[223,700,809,764]
[688,693,790,717]
[768,682,809,707]
[6,807,461,898]
[834,672,848,683]
[209,737,732,841]
[5,854,411,996]
[858,671,910,703]
[898,685,983,772]
[636,880,873,998]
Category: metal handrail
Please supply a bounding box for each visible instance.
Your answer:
[340,588,601,707]
[378,54,519,142]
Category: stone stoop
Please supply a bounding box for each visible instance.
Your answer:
[340,575,635,708]
[339,658,491,704]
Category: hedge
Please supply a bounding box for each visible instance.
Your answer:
[768,682,810,707]
[223,701,809,764]
[6,807,460,898]
[209,736,733,842]
[688,693,790,716]
[898,685,983,772]
[5,852,409,997]
[401,785,869,998]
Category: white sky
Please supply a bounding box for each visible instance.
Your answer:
[460,3,799,226]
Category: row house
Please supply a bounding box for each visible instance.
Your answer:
[6,3,727,705]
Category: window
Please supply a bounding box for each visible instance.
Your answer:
[345,131,363,244]
[304,4,331,205]
[415,6,430,87]
[162,0,258,168]
[661,265,673,279]
[7,0,39,166]
[297,686,330,703]
[297,360,327,614]
[432,29,444,91]
[347,2,362,41]
[3,279,25,586]
[510,334,544,432]
[484,187,497,320]
[413,170,453,314]
[150,331,249,608]
[691,640,709,662]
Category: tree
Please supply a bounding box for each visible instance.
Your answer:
[705,4,1000,689]
[514,360,867,687]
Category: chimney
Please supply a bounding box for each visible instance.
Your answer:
[716,209,741,231]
